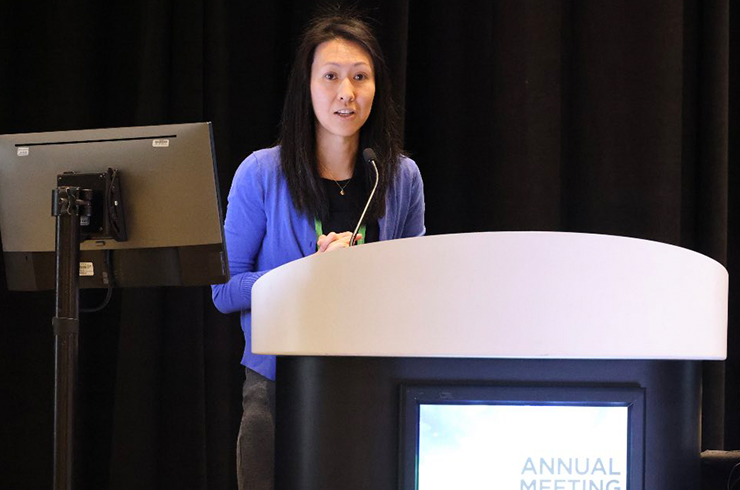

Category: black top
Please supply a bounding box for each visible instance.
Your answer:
[321,171,379,244]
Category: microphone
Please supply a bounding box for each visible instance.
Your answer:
[349,148,379,247]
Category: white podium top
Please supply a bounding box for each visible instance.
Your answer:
[252,232,728,360]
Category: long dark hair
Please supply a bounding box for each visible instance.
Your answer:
[278,8,403,221]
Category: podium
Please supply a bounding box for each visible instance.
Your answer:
[252,232,728,490]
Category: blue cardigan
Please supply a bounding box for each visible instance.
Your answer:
[211,146,426,380]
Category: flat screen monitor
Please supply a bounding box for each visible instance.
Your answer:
[400,385,645,490]
[0,122,228,290]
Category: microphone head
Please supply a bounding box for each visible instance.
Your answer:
[362,148,377,165]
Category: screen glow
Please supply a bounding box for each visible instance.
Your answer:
[418,404,628,490]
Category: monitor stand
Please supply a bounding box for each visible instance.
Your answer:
[51,184,89,490]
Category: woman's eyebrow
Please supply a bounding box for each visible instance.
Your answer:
[321,61,372,68]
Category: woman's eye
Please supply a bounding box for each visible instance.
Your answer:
[324,73,337,80]
[354,73,368,81]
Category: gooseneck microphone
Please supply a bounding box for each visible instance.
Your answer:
[349,148,379,247]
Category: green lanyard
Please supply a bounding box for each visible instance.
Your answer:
[314,218,365,249]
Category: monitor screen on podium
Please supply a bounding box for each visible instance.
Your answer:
[0,122,228,290]
[400,386,644,490]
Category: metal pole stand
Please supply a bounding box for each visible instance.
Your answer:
[51,185,91,490]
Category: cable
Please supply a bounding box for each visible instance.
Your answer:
[728,460,740,490]
[80,250,114,313]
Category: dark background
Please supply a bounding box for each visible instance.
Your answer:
[0,0,737,488]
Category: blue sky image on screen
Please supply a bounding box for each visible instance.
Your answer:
[418,404,627,490]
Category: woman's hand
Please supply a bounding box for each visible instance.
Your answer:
[316,231,362,253]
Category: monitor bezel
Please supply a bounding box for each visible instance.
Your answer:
[399,384,645,490]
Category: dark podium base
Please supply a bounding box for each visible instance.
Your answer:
[275,357,700,490]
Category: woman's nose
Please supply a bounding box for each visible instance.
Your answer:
[337,78,355,102]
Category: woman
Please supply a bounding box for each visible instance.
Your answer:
[211,9,425,490]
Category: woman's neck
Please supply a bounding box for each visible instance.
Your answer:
[316,131,359,180]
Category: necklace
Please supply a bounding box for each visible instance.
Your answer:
[319,162,352,196]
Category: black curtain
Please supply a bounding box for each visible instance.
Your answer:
[0,0,736,488]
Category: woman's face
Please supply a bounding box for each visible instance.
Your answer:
[310,38,376,143]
